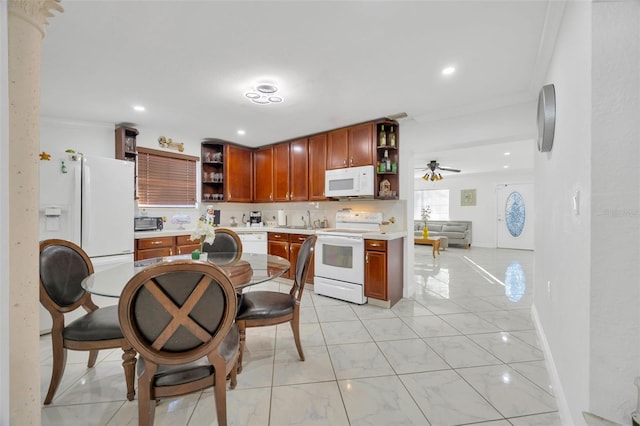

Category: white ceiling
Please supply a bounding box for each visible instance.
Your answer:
[40,1,564,174]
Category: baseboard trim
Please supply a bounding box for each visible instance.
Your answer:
[531,303,575,425]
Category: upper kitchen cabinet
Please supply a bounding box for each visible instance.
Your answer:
[224,143,253,202]
[326,122,374,170]
[274,138,309,201]
[115,126,138,162]
[201,141,253,202]
[374,120,399,200]
[253,145,274,202]
[201,140,225,202]
[308,133,327,200]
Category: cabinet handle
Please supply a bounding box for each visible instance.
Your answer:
[366,253,369,263]
[350,157,353,165]
[151,241,162,245]
[290,191,293,199]
[371,243,381,247]
[228,192,231,200]
[343,159,347,166]
[169,249,173,256]
[270,193,273,200]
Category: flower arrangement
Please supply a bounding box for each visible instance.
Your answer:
[189,216,216,254]
[421,206,432,224]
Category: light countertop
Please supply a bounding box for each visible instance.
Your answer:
[135,226,407,241]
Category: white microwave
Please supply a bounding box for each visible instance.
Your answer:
[325,165,375,198]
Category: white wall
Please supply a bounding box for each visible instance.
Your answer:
[589,1,640,422]
[414,169,533,248]
[534,2,640,424]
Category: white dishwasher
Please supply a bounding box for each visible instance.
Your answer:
[238,231,268,254]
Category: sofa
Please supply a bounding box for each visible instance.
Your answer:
[414,220,472,248]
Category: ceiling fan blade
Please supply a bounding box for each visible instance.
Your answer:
[438,166,461,173]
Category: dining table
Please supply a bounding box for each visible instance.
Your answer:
[81,252,291,298]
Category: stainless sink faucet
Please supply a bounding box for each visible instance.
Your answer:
[306,210,312,229]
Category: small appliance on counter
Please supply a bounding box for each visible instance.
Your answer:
[134,216,164,231]
[249,211,262,226]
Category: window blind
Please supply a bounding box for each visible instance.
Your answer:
[137,147,198,207]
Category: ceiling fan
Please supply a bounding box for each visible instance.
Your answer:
[417,160,461,181]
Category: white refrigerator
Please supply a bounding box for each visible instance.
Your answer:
[39,153,135,333]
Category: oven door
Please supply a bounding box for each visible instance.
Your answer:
[314,234,364,285]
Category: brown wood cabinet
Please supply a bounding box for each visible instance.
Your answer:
[273,139,309,202]
[201,141,225,202]
[253,146,274,202]
[364,238,403,307]
[135,236,174,260]
[175,235,200,255]
[326,122,374,170]
[374,120,400,200]
[135,234,201,260]
[115,126,138,162]
[308,133,327,200]
[224,144,253,202]
[268,232,314,283]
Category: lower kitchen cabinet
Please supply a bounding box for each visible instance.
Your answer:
[135,234,200,260]
[364,238,403,307]
[268,232,314,283]
[136,236,174,260]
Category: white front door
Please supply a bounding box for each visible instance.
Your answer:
[496,183,534,250]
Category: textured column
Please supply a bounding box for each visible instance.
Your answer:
[7,1,62,423]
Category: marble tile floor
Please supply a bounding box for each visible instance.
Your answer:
[40,246,561,426]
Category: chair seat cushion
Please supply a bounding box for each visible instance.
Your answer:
[138,324,240,388]
[63,305,123,341]
[235,291,295,321]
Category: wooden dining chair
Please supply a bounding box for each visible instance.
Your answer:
[118,260,240,426]
[39,239,136,404]
[202,228,243,265]
[235,235,316,372]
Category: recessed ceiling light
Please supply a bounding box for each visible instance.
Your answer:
[504,165,510,169]
[133,105,145,112]
[442,66,456,76]
[237,129,246,136]
[504,152,511,156]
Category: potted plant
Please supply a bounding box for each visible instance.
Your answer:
[421,206,431,238]
[189,216,216,259]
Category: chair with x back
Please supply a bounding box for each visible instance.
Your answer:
[39,239,136,404]
[118,260,240,426]
[235,234,316,372]
[202,228,243,265]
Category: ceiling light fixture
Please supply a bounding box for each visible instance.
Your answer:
[133,105,145,112]
[442,66,456,76]
[504,152,511,156]
[422,170,444,182]
[245,82,284,105]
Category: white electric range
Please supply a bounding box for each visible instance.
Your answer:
[314,211,383,304]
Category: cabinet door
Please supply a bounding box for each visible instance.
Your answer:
[348,122,374,167]
[364,250,387,300]
[253,146,274,202]
[225,144,253,202]
[326,128,349,170]
[289,138,308,201]
[136,247,173,261]
[308,133,327,200]
[289,234,314,284]
[273,142,290,201]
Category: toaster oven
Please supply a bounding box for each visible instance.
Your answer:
[134,216,163,231]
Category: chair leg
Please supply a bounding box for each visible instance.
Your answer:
[87,350,99,368]
[44,337,67,405]
[237,321,246,373]
[290,314,305,362]
[229,358,238,390]
[212,357,228,426]
[121,344,137,401]
[138,364,157,426]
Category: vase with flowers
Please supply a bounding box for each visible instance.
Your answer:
[189,216,216,259]
[421,206,432,238]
